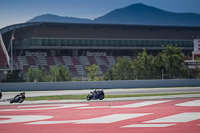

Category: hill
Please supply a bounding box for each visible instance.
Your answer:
[28,14,92,23]
[27,3,200,26]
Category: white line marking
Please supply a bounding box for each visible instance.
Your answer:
[76,106,109,109]
[0,115,52,124]
[76,100,171,109]
[176,100,200,106]
[28,113,152,125]
[75,113,152,124]
[0,104,88,111]
[145,112,200,123]
[122,124,175,128]
[111,100,171,108]
[27,120,77,125]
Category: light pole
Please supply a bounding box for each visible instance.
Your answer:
[10,30,15,74]
[55,68,56,82]
[10,36,13,74]
[162,69,164,80]
[108,65,111,81]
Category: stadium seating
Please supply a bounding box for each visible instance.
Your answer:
[71,57,81,65]
[0,48,7,67]
[107,56,116,65]
[17,56,28,66]
[95,56,106,65]
[88,56,97,65]
[46,56,56,66]
[79,56,90,66]
[75,65,86,75]
[100,56,109,64]
[54,56,65,65]
[99,65,108,73]
[63,56,73,65]
[12,55,133,77]
[36,56,48,66]
[13,56,18,64]
[68,65,78,75]
[26,56,36,66]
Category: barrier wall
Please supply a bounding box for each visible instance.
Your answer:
[0,79,200,91]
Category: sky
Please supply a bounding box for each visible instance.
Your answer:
[0,0,200,29]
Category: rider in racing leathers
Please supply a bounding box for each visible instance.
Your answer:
[14,92,26,100]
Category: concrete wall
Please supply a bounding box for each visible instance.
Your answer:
[0,79,200,91]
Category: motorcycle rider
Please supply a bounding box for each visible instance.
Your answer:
[14,92,26,100]
[93,90,98,99]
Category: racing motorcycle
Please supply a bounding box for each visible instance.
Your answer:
[10,92,25,103]
[86,90,105,101]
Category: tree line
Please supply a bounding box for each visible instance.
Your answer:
[24,46,200,82]
[24,66,72,82]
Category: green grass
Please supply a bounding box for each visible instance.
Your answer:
[25,92,200,101]
[26,95,86,101]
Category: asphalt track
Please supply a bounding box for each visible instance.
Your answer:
[1,87,200,99]
[0,87,200,133]
[0,98,200,133]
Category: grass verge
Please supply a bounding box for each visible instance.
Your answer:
[25,92,200,101]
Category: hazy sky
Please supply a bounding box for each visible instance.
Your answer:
[0,0,200,29]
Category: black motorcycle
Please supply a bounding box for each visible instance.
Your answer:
[86,90,105,101]
[10,94,25,103]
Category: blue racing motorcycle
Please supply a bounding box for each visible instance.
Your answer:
[86,90,105,101]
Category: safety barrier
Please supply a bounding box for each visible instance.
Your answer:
[0,79,200,91]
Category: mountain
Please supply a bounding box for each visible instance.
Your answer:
[28,14,92,23]
[94,3,200,26]
[27,3,200,26]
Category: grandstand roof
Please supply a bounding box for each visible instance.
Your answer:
[1,22,200,37]
[1,22,200,50]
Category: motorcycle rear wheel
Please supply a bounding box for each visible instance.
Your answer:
[99,95,104,100]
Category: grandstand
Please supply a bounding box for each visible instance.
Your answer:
[0,34,9,69]
[0,22,200,79]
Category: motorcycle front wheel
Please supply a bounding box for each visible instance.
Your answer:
[19,99,24,103]
[10,99,14,103]
[86,95,91,101]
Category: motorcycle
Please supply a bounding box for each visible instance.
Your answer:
[10,94,25,103]
[86,90,105,101]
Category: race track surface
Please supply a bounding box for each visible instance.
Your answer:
[0,98,200,133]
[2,87,200,99]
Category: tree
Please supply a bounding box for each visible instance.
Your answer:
[24,67,46,82]
[110,57,133,80]
[47,66,72,82]
[103,66,113,80]
[86,64,99,81]
[132,49,156,79]
[23,67,34,82]
[37,67,47,82]
[186,57,200,79]
[158,45,184,79]
[154,52,167,79]
[24,66,72,82]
